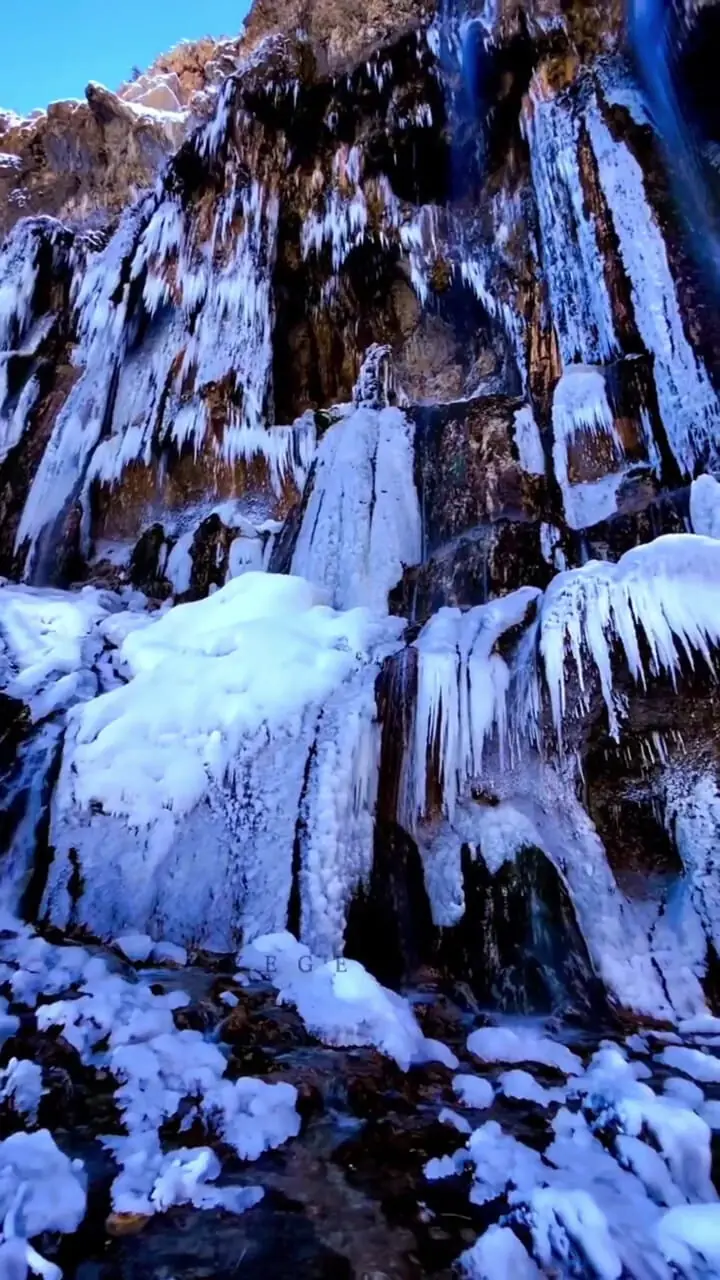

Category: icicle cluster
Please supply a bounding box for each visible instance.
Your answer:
[13,97,288,574]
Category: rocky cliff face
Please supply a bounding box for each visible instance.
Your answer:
[3,1,720,1275]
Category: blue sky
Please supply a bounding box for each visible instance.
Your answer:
[1,0,251,115]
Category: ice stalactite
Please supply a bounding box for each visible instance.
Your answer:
[296,673,383,957]
[291,399,422,612]
[524,86,618,366]
[585,96,720,477]
[42,573,405,953]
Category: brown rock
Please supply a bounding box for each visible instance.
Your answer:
[106,1212,152,1237]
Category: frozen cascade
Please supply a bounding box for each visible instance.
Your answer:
[0,218,75,467]
[585,96,720,477]
[409,534,720,1018]
[0,722,63,914]
[524,86,618,366]
[4,13,720,1274]
[0,217,70,353]
[291,401,422,612]
[14,108,287,576]
[42,573,405,953]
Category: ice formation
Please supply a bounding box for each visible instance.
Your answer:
[585,96,720,477]
[431,1034,720,1278]
[551,365,629,530]
[525,86,618,365]
[539,534,720,742]
[239,932,458,1070]
[4,9,720,1275]
[11,98,291,575]
[42,572,405,952]
[291,402,422,611]
[0,918,298,1232]
[0,1130,86,1280]
[412,587,542,821]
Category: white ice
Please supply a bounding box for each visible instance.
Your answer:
[239,932,457,1072]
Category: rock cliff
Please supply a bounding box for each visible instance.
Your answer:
[2,0,720,1274]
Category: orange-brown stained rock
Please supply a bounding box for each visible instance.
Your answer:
[106,1212,151,1238]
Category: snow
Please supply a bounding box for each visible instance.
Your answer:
[291,402,421,612]
[114,934,154,963]
[439,1107,472,1134]
[460,1225,541,1278]
[43,573,405,952]
[657,1204,720,1272]
[0,583,112,722]
[660,1045,720,1084]
[467,1025,582,1075]
[0,919,297,1223]
[551,365,628,530]
[239,932,458,1072]
[452,1074,494,1110]
[0,1060,44,1123]
[433,1035,720,1277]
[499,1068,565,1107]
[0,1129,86,1280]
[165,531,194,595]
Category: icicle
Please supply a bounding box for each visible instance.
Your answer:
[298,670,383,958]
[412,588,542,821]
[540,534,720,744]
[664,771,720,955]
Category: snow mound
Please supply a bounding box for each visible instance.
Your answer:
[467,1025,582,1075]
[0,1129,86,1280]
[239,932,458,1072]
